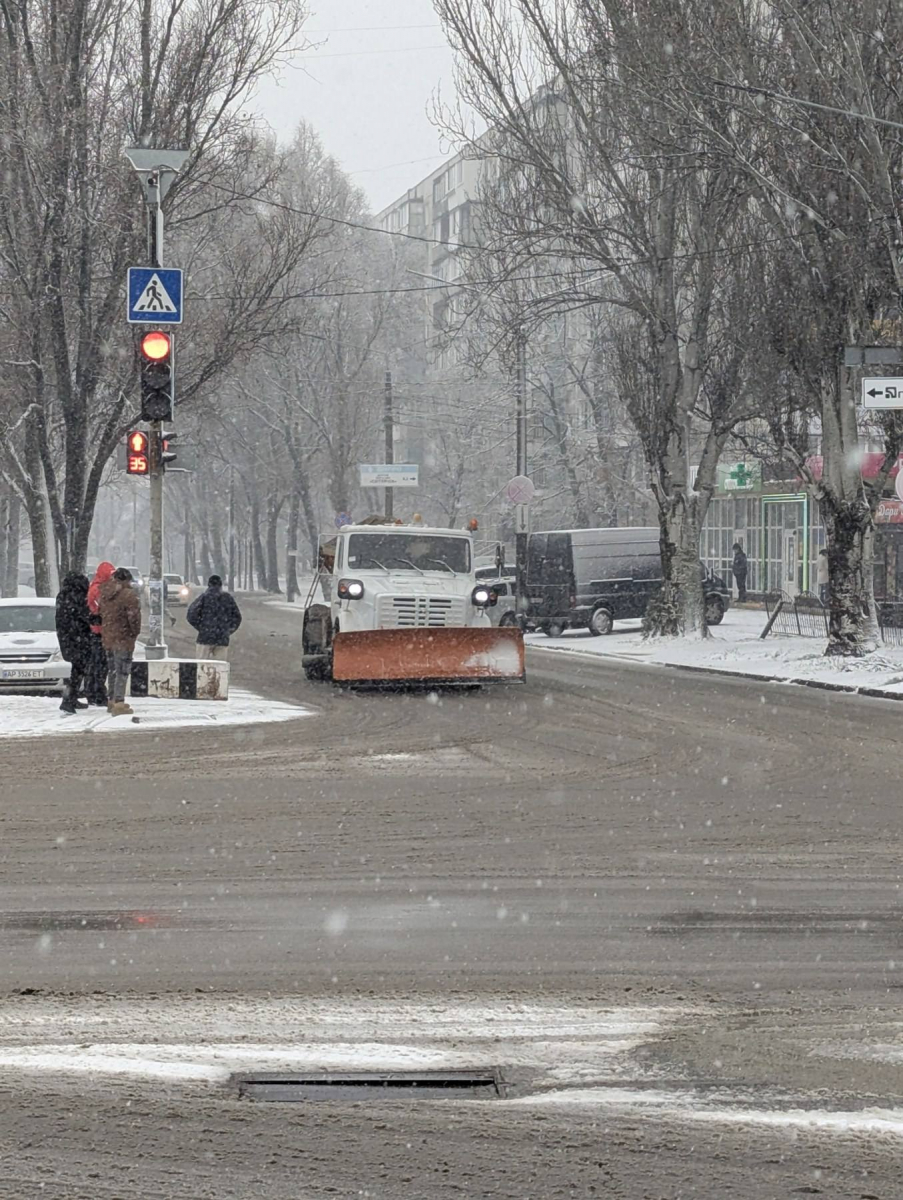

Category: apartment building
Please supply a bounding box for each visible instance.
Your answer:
[377,153,650,538]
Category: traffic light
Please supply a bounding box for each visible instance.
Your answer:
[139,329,173,421]
[161,430,177,468]
[126,430,149,475]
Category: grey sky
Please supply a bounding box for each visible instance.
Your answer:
[254,0,461,213]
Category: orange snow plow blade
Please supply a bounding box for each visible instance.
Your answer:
[332,626,525,684]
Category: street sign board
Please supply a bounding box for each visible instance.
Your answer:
[359,464,418,487]
[862,378,903,408]
[514,503,530,535]
[127,267,183,324]
[717,461,760,492]
[335,512,352,528]
[505,475,535,505]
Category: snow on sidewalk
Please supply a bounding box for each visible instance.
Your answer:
[527,609,903,697]
[0,688,311,740]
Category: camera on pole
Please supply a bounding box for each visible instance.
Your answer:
[139,329,173,421]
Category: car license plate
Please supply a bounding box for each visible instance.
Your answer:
[1,669,43,681]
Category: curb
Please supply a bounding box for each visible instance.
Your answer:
[530,647,903,703]
[666,662,895,698]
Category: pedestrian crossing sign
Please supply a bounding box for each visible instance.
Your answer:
[127,267,183,324]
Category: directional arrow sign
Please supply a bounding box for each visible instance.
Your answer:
[862,378,903,408]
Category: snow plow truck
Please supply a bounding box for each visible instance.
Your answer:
[301,519,526,686]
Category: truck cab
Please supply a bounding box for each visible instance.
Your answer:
[302,522,525,685]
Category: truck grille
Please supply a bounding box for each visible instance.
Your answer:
[377,596,466,629]
[0,652,50,664]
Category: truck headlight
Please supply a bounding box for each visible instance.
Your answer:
[471,585,494,607]
[338,578,365,600]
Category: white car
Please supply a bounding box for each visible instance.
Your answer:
[164,574,195,606]
[0,598,71,693]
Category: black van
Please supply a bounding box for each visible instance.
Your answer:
[527,527,731,636]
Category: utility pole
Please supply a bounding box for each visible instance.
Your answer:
[228,464,236,593]
[515,329,529,619]
[384,368,394,520]
[124,147,188,659]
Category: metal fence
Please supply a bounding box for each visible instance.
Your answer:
[763,592,903,645]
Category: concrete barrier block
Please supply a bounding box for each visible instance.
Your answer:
[130,660,230,700]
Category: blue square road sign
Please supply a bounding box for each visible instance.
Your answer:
[127,267,183,324]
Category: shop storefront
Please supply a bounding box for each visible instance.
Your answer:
[701,465,903,600]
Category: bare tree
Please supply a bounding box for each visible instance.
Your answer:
[435,0,764,635]
[0,0,318,591]
[652,0,903,653]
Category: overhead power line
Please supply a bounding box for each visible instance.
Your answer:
[296,44,449,60]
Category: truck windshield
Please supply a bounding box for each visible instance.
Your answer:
[347,533,471,574]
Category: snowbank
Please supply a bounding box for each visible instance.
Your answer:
[527,610,903,698]
[0,687,311,739]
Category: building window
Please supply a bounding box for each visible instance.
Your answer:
[701,496,764,594]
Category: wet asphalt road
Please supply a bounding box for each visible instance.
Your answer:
[0,597,901,1198]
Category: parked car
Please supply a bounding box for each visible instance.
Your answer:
[475,563,515,582]
[483,576,519,627]
[0,598,71,693]
[528,527,731,636]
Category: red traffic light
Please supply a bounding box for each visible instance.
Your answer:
[126,430,149,475]
[140,330,171,362]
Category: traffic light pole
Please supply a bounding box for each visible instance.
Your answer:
[146,173,167,659]
[125,147,188,660]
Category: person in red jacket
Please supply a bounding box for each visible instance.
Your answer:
[86,561,114,707]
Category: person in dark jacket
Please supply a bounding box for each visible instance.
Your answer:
[731,542,748,604]
[86,561,114,706]
[55,572,92,715]
[186,575,242,660]
[99,567,142,716]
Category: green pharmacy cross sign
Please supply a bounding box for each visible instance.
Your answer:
[717,461,760,492]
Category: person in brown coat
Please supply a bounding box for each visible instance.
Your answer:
[99,567,142,716]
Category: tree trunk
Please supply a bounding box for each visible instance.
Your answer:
[199,534,213,582]
[0,486,8,595]
[295,469,320,571]
[648,499,707,638]
[861,522,881,648]
[822,499,873,656]
[286,491,300,602]
[23,428,58,596]
[3,493,19,598]
[250,493,267,590]
[209,508,226,579]
[265,496,285,594]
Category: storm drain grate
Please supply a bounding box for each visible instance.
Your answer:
[235,1069,503,1102]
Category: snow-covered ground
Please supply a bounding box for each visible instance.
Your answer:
[0,687,311,739]
[527,608,903,697]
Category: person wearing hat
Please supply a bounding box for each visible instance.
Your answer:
[186,575,242,661]
[98,567,142,716]
[55,572,92,715]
